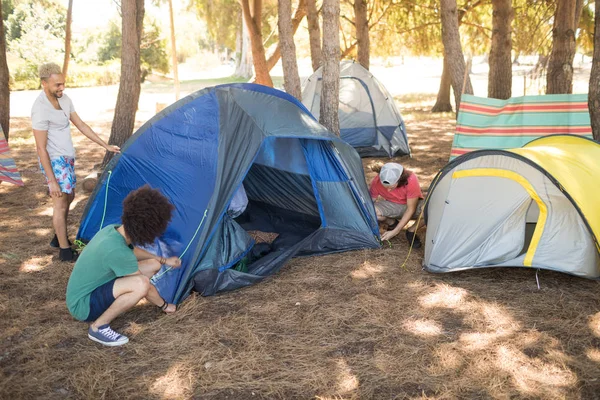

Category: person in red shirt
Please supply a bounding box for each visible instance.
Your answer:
[369,163,425,247]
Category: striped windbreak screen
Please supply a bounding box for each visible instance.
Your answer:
[450,94,593,160]
[0,126,23,186]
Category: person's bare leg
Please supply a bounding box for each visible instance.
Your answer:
[138,259,161,278]
[90,275,150,330]
[52,194,70,248]
[64,191,75,237]
[147,284,176,313]
[137,259,176,313]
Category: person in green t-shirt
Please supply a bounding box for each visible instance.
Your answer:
[66,185,182,346]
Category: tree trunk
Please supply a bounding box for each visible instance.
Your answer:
[440,0,473,111]
[168,0,180,100]
[235,14,254,79]
[306,0,322,71]
[62,0,73,80]
[431,56,453,112]
[0,5,9,140]
[241,0,273,86]
[265,0,306,72]
[547,0,577,94]
[488,0,513,99]
[102,0,144,168]
[354,0,369,70]
[320,0,340,135]
[235,10,243,70]
[278,0,301,99]
[589,0,600,142]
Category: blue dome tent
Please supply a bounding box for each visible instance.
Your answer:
[77,84,380,304]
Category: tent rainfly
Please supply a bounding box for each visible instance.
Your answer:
[424,135,600,278]
[77,84,380,304]
[301,60,410,158]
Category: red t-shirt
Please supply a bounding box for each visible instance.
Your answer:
[369,173,423,204]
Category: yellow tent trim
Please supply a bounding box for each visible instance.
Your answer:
[452,168,548,267]
[510,135,600,252]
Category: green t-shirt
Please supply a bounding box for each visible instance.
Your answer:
[66,224,139,321]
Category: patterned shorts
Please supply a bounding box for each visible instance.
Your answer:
[39,156,76,194]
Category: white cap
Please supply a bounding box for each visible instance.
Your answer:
[379,163,404,185]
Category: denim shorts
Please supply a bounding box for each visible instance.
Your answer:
[84,279,116,322]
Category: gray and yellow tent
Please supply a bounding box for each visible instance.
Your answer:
[424,135,600,278]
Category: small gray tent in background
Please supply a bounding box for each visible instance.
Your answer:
[301,60,411,158]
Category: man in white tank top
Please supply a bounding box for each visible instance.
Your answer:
[32,63,120,261]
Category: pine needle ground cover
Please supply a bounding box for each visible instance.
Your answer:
[2,99,600,399]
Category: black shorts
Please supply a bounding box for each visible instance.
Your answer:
[84,279,116,322]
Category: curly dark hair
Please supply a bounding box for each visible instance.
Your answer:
[121,185,175,246]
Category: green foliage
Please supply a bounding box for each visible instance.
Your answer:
[96,16,170,75]
[97,20,121,62]
[2,0,14,24]
[577,1,595,56]
[191,0,239,50]
[141,19,169,74]
[5,0,66,68]
[190,0,278,51]
[513,0,556,57]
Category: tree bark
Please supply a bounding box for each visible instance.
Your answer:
[306,0,322,71]
[440,0,473,111]
[265,0,306,72]
[320,0,340,135]
[354,0,369,70]
[235,13,254,78]
[62,0,73,80]
[0,5,9,140]
[431,56,453,112]
[547,0,577,94]
[488,0,513,99]
[278,0,302,99]
[241,0,273,86]
[589,0,600,142]
[102,0,144,168]
[168,0,180,100]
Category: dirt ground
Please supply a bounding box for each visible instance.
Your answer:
[1,93,600,400]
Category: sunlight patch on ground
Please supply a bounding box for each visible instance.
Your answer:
[403,318,443,337]
[20,255,53,272]
[419,283,468,309]
[38,206,54,217]
[125,322,145,337]
[351,261,385,279]
[586,348,600,363]
[496,345,577,395]
[30,228,53,237]
[335,358,359,393]
[430,344,464,373]
[476,303,515,330]
[459,331,514,351]
[150,364,192,399]
[588,312,600,337]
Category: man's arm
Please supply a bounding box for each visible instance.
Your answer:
[33,129,62,198]
[380,197,419,241]
[133,246,181,268]
[69,112,120,153]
